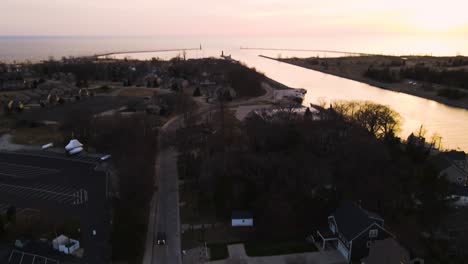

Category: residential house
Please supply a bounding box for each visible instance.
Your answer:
[435,151,468,206]
[317,201,393,263]
[439,151,468,186]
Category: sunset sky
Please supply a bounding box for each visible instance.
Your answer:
[1,0,467,37]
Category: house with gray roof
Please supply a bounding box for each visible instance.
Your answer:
[438,151,468,186]
[317,201,393,263]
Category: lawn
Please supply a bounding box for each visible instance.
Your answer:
[118,87,156,97]
[0,91,21,96]
[11,126,64,145]
[0,117,15,134]
[208,243,229,260]
[244,239,317,257]
[93,85,119,94]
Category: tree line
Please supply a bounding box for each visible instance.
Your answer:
[176,101,451,244]
[364,65,468,90]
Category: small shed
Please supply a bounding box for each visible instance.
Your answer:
[231,211,253,227]
[52,234,80,255]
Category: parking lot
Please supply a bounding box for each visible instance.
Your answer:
[0,182,88,206]
[8,250,60,264]
[0,150,110,264]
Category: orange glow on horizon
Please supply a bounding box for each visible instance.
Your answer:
[0,0,467,38]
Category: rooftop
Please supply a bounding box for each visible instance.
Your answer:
[443,150,466,162]
[331,201,384,240]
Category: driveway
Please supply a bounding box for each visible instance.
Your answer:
[207,244,346,264]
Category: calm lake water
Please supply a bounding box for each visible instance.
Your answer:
[1,36,468,151]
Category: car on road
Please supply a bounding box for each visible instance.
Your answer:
[156,232,166,245]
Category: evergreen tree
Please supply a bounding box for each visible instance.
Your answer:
[6,206,15,223]
[304,107,312,118]
[193,87,201,97]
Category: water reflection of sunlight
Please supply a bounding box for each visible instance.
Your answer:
[113,48,468,151]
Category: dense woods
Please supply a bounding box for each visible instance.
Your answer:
[176,101,450,243]
[400,67,468,89]
[31,58,153,83]
[168,59,266,97]
[364,65,468,90]
[364,67,400,83]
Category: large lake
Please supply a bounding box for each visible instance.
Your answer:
[1,36,468,150]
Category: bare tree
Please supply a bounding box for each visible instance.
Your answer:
[429,132,443,150]
[316,97,328,108]
[332,100,401,138]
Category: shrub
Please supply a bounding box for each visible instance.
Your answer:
[437,88,466,100]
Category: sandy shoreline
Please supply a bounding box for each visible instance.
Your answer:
[260,55,468,110]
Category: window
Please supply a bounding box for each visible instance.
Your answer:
[369,229,378,238]
[458,177,463,182]
[366,240,372,248]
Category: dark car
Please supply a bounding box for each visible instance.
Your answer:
[156,232,166,245]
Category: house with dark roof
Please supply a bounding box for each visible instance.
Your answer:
[433,151,468,207]
[438,151,468,186]
[317,201,393,263]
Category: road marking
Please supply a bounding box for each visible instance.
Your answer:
[0,183,76,198]
[0,183,88,206]
[8,250,59,264]
[0,162,60,178]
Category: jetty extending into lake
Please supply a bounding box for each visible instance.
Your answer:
[242,47,377,56]
[94,47,201,58]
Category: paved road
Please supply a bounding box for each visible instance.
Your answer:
[152,147,182,264]
[142,82,277,264]
[143,114,185,264]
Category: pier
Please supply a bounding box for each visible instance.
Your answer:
[241,47,378,56]
[94,47,202,58]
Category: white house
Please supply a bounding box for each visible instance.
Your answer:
[231,211,253,227]
[52,235,80,255]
